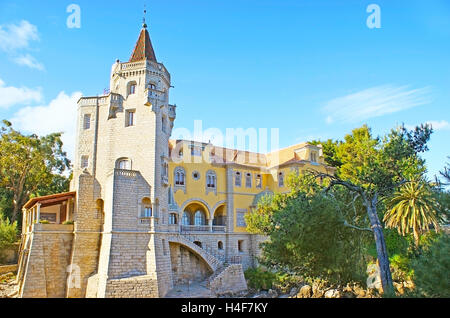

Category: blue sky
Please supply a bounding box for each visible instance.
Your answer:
[0,0,449,181]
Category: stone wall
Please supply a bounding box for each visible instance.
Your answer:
[0,242,19,265]
[104,275,159,298]
[169,243,212,285]
[0,264,18,275]
[19,229,73,298]
[208,264,247,296]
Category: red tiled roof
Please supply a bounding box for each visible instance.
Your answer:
[23,192,76,210]
[129,27,157,63]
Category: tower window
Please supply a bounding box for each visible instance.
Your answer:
[310,152,318,163]
[126,110,135,127]
[83,114,91,130]
[129,83,136,95]
[81,156,89,169]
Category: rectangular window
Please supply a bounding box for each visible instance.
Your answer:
[81,156,89,169]
[311,152,318,163]
[126,110,135,127]
[83,114,91,130]
[236,209,247,227]
[238,240,244,253]
[129,84,136,95]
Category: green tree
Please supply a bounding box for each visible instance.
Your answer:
[384,181,441,247]
[310,139,342,168]
[247,173,372,286]
[0,120,71,222]
[311,124,432,295]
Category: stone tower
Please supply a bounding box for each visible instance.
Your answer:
[70,20,177,297]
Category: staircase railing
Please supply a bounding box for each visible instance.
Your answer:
[179,232,226,263]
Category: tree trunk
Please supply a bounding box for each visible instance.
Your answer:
[366,196,394,296]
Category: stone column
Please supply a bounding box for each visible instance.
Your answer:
[36,203,41,223]
[208,219,213,232]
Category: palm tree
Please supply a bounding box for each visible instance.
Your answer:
[384,181,440,246]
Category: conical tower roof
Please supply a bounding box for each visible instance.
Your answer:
[129,24,157,63]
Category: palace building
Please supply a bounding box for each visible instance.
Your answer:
[15,20,334,298]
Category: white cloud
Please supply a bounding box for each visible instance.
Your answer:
[0,20,44,71]
[426,120,450,131]
[323,85,432,124]
[13,54,45,71]
[405,120,450,132]
[0,78,43,109]
[0,20,39,52]
[11,91,83,160]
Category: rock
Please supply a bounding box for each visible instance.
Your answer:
[324,289,341,298]
[394,282,404,295]
[296,285,312,298]
[268,289,278,298]
[289,287,298,297]
[353,286,366,298]
[312,283,325,298]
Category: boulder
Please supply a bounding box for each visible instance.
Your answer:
[296,285,312,298]
[324,289,341,298]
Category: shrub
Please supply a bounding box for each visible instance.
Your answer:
[39,220,50,224]
[62,220,74,225]
[0,213,18,263]
[410,233,450,297]
[244,267,277,291]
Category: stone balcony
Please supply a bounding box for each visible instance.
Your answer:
[180,225,226,233]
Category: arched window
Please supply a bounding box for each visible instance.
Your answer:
[255,174,262,189]
[148,83,156,90]
[235,171,241,187]
[142,197,152,218]
[218,241,224,250]
[206,170,217,189]
[245,173,252,188]
[278,172,285,187]
[194,210,206,226]
[174,167,186,186]
[182,212,190,225]
[116,158,131,170]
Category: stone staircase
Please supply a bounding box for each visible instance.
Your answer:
[177,234,225,272]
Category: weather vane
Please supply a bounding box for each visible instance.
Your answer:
[143,3,147,28]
